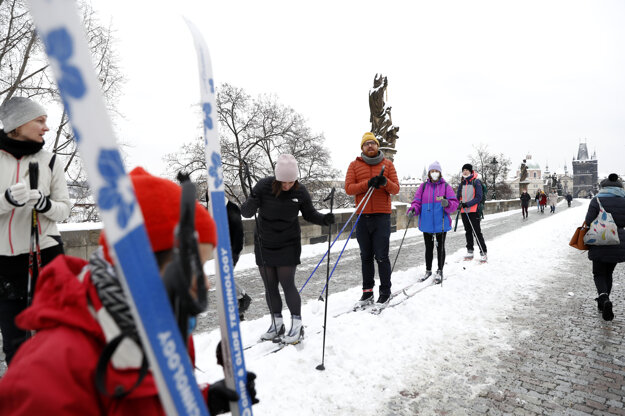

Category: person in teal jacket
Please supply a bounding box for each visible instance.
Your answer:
[408,161,459,283]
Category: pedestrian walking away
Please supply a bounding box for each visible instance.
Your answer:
[539,191,547,213]
[548,190,558,213]
[583,173,625,321]
[241,154,335,345]
[345,132,400,307]
[535,190,541,211]
[456,163,488,262]
[520,189,531,219]
[408,161,458,284]
[0,97,71,365]
[0,167,258,415]
[566,192,573,207]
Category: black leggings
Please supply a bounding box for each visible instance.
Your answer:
[258,265,300,316]
[592,260,617,296]
[423,232,446,271]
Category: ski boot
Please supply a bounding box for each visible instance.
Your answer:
[353,290,374,311]
[260,315,284,342]
[479,253,488,263]
[419,270,432,282]
[282,316,304,345]
[370,293,392,315]
[464,250,474,261]
[433,270,443,285]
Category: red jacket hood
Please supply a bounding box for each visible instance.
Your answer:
[16,255,105,340]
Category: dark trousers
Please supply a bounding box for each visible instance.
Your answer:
[0,244,64,364]
[592,260,617,296]
[258,265,300,316]
[356,214,392,296]
[521,204,529,218]
[423,232,446,271]
[461,212,487,254]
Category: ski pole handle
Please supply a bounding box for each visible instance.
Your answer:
[29,162,39,190]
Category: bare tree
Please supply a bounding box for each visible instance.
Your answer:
[469,144,512,200]
[1,0,123,221]
[164,83,345,208]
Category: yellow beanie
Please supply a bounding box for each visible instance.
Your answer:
[361,132,379,148]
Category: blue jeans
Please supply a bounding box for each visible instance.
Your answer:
[356,214,392,296]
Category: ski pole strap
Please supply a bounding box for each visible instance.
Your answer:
[299,186,374,293]
[95,331,149,399]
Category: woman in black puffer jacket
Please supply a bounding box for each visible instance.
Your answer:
[241,154,334,345]
[584,173,625,321]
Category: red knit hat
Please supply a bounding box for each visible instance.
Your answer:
[99,167,217,256]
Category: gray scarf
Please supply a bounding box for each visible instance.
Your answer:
[361,150,384,166]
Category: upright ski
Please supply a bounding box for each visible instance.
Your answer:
[26,2,208,415]
[185,19,253,416]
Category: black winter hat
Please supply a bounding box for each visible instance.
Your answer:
[600,173,623,188]
[462,163,473,172]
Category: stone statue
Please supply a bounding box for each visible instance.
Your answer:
[551,173,558,189]
[520,159,528,182]
[369,74,399,161]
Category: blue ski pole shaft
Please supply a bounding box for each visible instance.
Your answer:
[298,186,375,293]
[319,186,377,297]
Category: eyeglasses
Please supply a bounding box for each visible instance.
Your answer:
[363,141,378,147]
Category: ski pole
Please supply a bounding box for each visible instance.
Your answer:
[299,186,375,293]
[318,184,377,298]
[27,162,40,309]
[463,209,486,256]
[453,210,460,232]
[243,161,279,340]
[391,213,415,274]
[439,201,446,287]
[302,166,385,293]
[316,187,335,371]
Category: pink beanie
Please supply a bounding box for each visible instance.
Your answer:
[275,154,298,182]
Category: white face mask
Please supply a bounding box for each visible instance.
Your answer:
[462,173,470,178]
[430,172,440,180]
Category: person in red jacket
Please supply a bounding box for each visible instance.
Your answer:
[345,132,400,307]
[0,167,257,415]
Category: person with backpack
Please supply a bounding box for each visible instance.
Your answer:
[0,167,258,415]
[408,161,458,283]
[566,193,573,207]
[0,97,71,365]
[456,163,488,262]
[583,174,625,321]
[520,190,531,219]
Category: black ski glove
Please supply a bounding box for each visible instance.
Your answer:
[207,373,259,415]
[377,175,387,187]
[407,207,416,216]
[440,197,449,208]
[367,176,379,188]
[461,202,468,208]
[323,213,335,225]
[207,380,239,415]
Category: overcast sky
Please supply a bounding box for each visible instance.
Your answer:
[90,0,625,181]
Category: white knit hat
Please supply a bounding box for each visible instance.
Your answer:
[275,154,298,182]
[0,97,47,132]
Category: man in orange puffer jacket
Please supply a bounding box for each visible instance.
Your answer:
[345,132,400,307]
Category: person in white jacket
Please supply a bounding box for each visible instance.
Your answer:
[548,191,558,214]
[0,97,70,364]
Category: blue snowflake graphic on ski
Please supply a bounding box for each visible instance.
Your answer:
[97,150,136,228]
[208,152,223,188]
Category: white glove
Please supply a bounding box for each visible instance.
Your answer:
[4,182,29,207]
[25,189,50,212]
